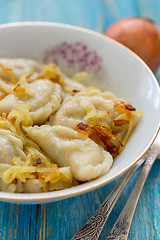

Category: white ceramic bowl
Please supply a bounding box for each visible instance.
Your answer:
[0,22,160,204]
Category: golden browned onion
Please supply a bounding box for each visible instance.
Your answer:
[75,122,123,157]
[105,17,160,73]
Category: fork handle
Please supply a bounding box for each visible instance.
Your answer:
[71,154,147,240]
[106,147,160,240]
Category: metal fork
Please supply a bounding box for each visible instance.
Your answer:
[71,129,160,240]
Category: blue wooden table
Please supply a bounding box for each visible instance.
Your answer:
[0,1,160,239]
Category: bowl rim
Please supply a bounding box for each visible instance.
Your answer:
[0,21,160,203]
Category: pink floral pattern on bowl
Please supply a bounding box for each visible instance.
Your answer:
[43,42,102,73]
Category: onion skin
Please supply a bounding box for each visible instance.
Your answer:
[104,17,160,73]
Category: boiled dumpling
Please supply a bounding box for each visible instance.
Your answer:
[51,88,117,128]
[0,79,62,124]
[24,125,113,181]
[23,179,45,193]
[0,129,25,164]
[0,58,42,82]
[28,80,62,124]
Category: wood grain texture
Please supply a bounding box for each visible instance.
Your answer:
[0,0,160,239]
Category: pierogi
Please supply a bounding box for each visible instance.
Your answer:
[24,125,113,181]
[0,129,25,164]
[51,88,118,128]
[0,58,142,193]
[0,78,62,125]
[51,88,140,146]
[0,58,42,81]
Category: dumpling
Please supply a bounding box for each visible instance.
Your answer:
[0,129,25,164]
[24,125,113,182]
[23,179,45,193]
[51,88,117,128]
[0,58,42,82]
[50,88,139,148]
[0,79,62,124]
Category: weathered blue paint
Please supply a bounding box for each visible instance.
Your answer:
[0,0,159,239]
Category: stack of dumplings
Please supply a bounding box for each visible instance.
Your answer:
[0,58,142,193]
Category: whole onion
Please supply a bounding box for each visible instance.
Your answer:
[104,17,160,73]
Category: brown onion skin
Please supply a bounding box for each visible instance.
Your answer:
[104,17,160,73]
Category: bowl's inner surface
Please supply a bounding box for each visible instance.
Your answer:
[0,22,160,203]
